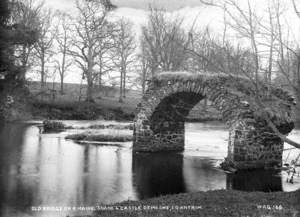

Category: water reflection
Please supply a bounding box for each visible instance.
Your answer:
[226,170,283,192]
[132,153,185,199]
[183,157,226,192]
[0,123,136,217]
[0,121,299,217]
[0,123,36,216]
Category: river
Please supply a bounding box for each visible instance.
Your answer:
[0,121,299,217]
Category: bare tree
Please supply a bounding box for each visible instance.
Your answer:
[218,0,261,90]
[141,7,189,75]
[185,27,256,78]
[140,34,157,79]
[68,0,113,102]
[138,41,151,94]
[33,8,56,89]
[54,11,73,94]
[111,18,136,102]
[96,22,114,91]
[48,66,57,102]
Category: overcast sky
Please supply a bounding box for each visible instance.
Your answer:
[112,0,203,10]
[46,0,204,11]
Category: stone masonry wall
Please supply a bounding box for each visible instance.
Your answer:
[228,119,284,169]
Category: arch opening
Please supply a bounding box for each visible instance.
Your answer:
[150,92,204,133]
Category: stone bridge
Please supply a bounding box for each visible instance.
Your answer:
[133,71,296,169]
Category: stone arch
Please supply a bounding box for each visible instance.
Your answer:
[133,72,295,169]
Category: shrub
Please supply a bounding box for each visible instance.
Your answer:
[89,124,133,130]
[43,120,65,132]
[65,133,133,142]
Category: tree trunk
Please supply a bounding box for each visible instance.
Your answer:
[52,80,56,102]
[86,65,94,103]
[203,98,207,111]
[60,76,64,95]
[119,68,123,103]
[41,60,45,89]
[123,68,126,98]
[142,68,146,94]
[98,57,103,89]
[86,80,93,103]
[99,72,102,88]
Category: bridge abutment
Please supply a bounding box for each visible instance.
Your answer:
[133,111,185,152]
[133,132,185,152]
[226,119,284,169]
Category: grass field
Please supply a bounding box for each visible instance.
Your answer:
[28,81,141,112]
[27,81,142,120]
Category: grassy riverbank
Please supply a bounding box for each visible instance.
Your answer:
[31,100,136,121]
[27,81,140,121]
[95,189,300,217]
[27,81,221,122]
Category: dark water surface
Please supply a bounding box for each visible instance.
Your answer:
[0,121,299,217]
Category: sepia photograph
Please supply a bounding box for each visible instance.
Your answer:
[0,0,300,216]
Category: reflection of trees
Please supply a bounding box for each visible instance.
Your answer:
[113,148,122,195]
[226,169,282,192]
[83,145,90,203]
[83,145,90,173]
[0,123,35,212]
[182,158,227,192]
[132,153,186,200]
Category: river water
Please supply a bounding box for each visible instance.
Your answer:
[0,121,299,217]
